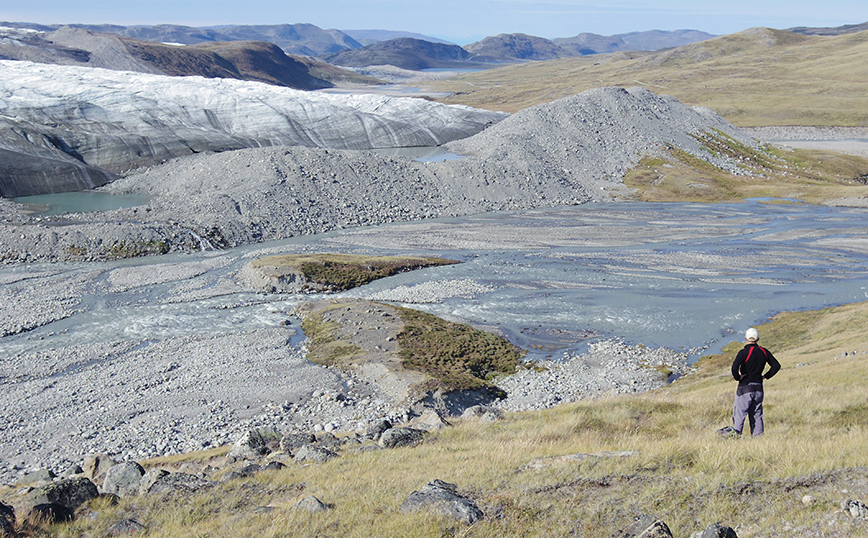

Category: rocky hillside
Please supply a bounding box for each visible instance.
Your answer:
[0,22,363,57]
[0,26,354,89]
[0,60,504,197]
[325,37,474,70]
[464,33,570,61]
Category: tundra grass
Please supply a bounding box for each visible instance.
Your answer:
[622,134,868,203]
[10,301,868,537]
[426,28,868,127]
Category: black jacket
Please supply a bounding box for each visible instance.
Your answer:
[731,343,781,389]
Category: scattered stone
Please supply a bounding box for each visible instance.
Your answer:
[842,499,868,519]
[106,518,148,536]
[294,495,329,513]
[262,461,286,472]
[611,514,673,538]
[400,479,483,524]
[379,427,425,449]
[293,445,338,465]
[280,433,317,454]
[690,523,738,538]
[228,428,283,459]
[802,495,815,505]
[102,462,146,497]
[26,477,99,511]
[26,503,75,524]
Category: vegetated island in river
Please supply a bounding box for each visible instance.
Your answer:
[238,253,460,293]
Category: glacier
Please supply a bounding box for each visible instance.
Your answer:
[0,60,506,197]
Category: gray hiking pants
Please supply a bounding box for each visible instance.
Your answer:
[733,386,764,436]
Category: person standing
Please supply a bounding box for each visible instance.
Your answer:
[730,327,781,436]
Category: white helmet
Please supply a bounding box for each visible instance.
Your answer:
[745,328,759,342]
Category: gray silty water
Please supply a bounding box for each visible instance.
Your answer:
[2,200,867,363]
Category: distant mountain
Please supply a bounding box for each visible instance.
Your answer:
[554,29,715,55]
[0,26,378,90]
[788,21,868,36]
[553,33,626,55]
[0,22,362,57]
[464,33,571,61]
[326,37,474,70]
[341,29,452,46]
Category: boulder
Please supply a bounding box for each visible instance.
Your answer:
[228,428,282,459]
[461,405,504,423]
[102,462,146,497]
[26,477,99,511]
[365,419,392,441]
[379,427,425,448]
[410,409,452,431]
[293,445,338,465]
[83,454,117,483]
[280,433,317,454]
[690,524,738,538]
[611,515,673,538]
[400,480,483,524]
[294,495,329,513]
[25,503,75,524]
[138,469,213,496]
[19,469,56,484]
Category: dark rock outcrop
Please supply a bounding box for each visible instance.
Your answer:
[25,503,75,524]
[400,480,483,524]
[0,502,15,537]
[379,427,426,448]
[26,477,99,511]
[327,37,472,70]
[106,518,148,535]
[691,523,738,538]
[280,433,317,454]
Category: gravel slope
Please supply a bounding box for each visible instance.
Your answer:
[2,86,762,262]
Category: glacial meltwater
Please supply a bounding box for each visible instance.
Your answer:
[2,201,868,362]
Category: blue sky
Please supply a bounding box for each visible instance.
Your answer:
[1,0,865,44]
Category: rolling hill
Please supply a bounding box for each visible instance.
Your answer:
[427,27,868,126]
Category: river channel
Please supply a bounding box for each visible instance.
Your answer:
[2,200,868,363]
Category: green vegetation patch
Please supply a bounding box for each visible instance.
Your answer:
[251,253,458,291]
[394,306,525,395]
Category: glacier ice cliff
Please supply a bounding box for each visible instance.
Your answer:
[0,60,506,197]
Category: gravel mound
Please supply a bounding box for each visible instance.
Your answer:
[2,86,763,263]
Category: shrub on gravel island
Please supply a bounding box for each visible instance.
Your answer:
[394,306,524,394]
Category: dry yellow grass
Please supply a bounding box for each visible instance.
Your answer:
[15,302,868,537]
[427,28,868,127]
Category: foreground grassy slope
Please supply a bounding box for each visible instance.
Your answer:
[429,27,868,127]
[16,301,868,537]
